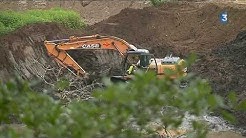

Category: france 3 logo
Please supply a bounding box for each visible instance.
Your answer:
[219,11,228,24]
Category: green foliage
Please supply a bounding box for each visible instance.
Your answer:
[0,55,245,137]
[0,8,85,35]
[236,100,246,110]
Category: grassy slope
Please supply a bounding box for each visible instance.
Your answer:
[0,8,85,35]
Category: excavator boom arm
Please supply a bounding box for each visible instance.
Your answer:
[44,35,137,76]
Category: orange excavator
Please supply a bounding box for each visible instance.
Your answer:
[44,34,187,82]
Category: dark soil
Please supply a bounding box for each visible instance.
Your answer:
[215,31,246,127]
[84,3,246,57]
[190,30,246,127]
[67,50,123,79]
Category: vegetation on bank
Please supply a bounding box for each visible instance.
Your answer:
[150,0,174,6]
[0,8,85,35]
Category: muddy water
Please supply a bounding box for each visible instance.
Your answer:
[179,112,246,137]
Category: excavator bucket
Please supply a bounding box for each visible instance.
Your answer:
[110,75,133,83]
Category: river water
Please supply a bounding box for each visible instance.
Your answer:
[178,112,246,138]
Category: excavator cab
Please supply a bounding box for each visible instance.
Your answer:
[110,51,158,83]
[125,51,156,73]
[139,53,151,67]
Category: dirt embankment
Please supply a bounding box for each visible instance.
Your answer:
[0,23,71,81]
[213,30,246,127]
[85,2,246,56]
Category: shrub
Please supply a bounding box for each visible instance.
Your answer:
[150,0,179,6]
[150,0,169,6]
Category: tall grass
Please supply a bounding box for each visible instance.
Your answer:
[150,0,175,6]
[0,8,86,35]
